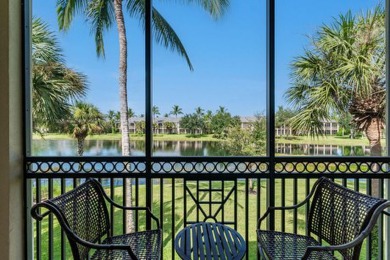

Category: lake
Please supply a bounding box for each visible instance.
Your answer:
[31,139,372,156]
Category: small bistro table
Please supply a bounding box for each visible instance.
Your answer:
[174,222,246,260]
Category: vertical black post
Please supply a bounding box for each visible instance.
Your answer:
[266,0,276,230]
[385,0,390,258]
[145,0,153,230]
[23,0,33,258]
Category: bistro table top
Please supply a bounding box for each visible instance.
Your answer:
[174,222,246,260]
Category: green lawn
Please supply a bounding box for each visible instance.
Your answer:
[32,133,220,142]
[33,179,371,259]
[276,135,378,146]
[32,133,375,146]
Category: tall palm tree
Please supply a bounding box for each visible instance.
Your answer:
[68,102,104,156]
[56,0,230,232]
[56,0,230,156]
[286,6,385,156]
[170,104,183,118]
[32,17,87,132]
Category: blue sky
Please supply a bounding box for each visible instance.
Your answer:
[33,0,380,116]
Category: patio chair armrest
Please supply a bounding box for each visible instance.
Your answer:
[31,204,51,221]
[257,203,305,229]
[257,178,327,229]
[31,201,138,258]
[66,235,138,259]
[101,192,161,228]
[302,201,390,259]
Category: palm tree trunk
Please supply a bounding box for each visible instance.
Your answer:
[114,0,133,233]
[365,117,382,197]
[77,137,84,156]
[76,136,85,186]
[366,117,382,157]
[248,163,256,194]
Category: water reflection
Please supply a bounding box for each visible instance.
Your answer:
[32,139,372,156]
[275,143,370,156]
[31,139,224,156]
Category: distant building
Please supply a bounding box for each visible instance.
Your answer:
[275,119,339,136]
[128,117,340,136]
[322,119,339,135]
[129,117,185,134]
[240,116,258,129]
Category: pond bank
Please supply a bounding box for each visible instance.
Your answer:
[33,133,373,146]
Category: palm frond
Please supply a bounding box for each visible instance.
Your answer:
[288,106,328,138]
[32,17,88,130]
[287,5,385,138]
[158,0,230,19]
[127,0,193,70]
[32,18,64,64]
[57,0,88,30]
[86,0,115,57]
[187,0,230,19]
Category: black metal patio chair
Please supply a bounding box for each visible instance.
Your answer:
[257,177,390,260]
[31,178,162,260]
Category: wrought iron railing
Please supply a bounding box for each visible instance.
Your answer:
[26,156,390,259]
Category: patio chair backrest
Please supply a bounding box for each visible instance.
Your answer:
[308,178,386,259]
[36,179,110,259]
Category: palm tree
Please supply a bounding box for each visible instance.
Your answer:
[170,105,183,118]
[163,121,175,134]
[56,0,230,156]
[32,17,87,132]
[286,6,385,156]
[68,102,104,156]
[204,110,213,134]
[128,108,135,118]
[216,106,227,114]
[56,0,230,232]
[107,110,120,133]
[195,106,204,116]
[152,105,160,118]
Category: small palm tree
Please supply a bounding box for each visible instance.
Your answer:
[216,106,227,114]
[286,6,385,156]
[107,110,120,133]
[152,105,160,118]
[68,102,104,156]
[32,17,87,132]
[195,107,204,116]
[163,121,175,134]
[170,105,183,118]
[128,108,135,118]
